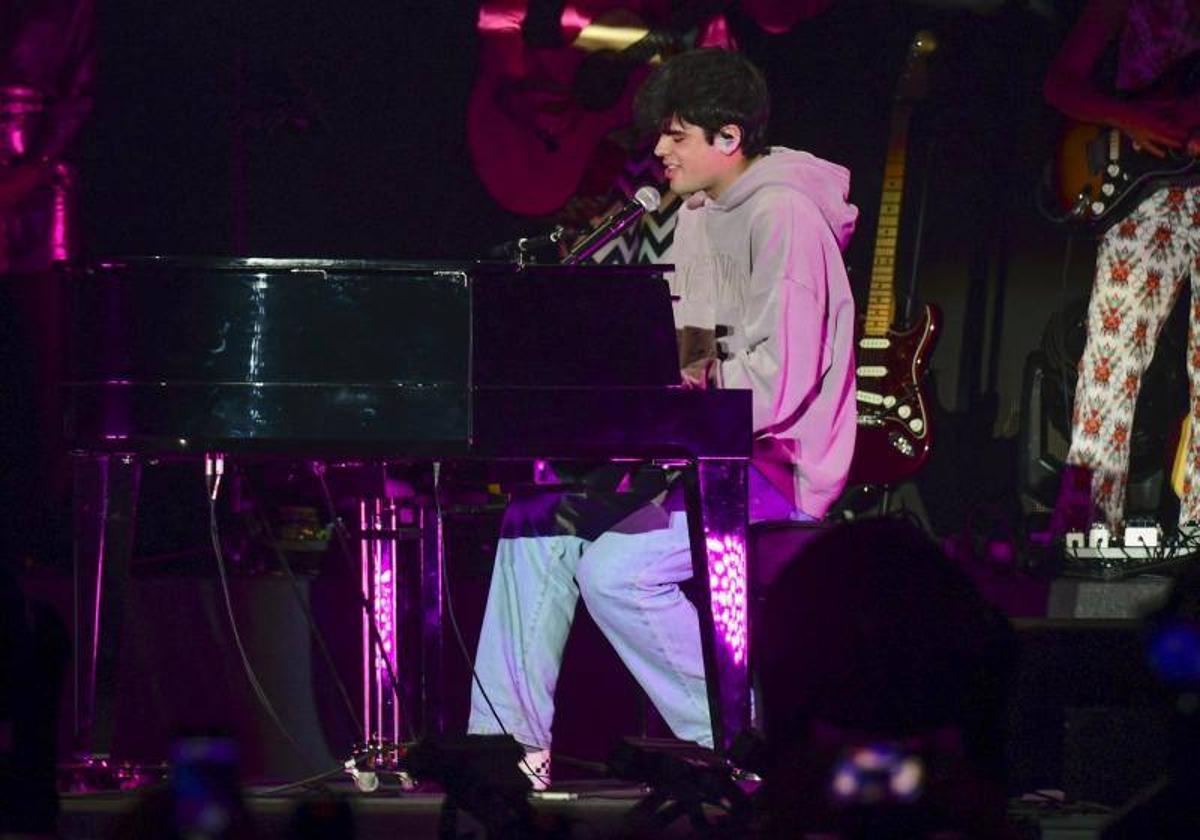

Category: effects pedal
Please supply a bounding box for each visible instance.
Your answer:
[1062,518,1194,580]
[1123,522,1161,548]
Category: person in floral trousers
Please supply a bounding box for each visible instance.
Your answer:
[1044,0,1200,535]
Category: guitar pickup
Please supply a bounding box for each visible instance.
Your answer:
[856,366,887,378]
[858,337,890,350]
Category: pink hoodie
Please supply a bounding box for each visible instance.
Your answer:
[667,147,858,518]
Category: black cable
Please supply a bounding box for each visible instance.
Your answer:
[246,765,346,797]
[312,464,415,743]
[1054,231,1078,450]
[235,465,363,736]
[205,477,316,773]
[1034,163,1089,227]
[428,463,545,785]
[550,753,609,776]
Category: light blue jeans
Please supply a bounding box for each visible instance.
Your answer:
[468,468,805,750]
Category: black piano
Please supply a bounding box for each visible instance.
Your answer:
[64,257,752,760]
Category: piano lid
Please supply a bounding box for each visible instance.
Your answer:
[62,256,747,458]
[69,257,679,386]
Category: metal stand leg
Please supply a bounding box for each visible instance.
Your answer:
[418,502,444,737]
[358,497,406,751]
[355,491,444,756]
[681,459,749,753]
[72,453,140,760]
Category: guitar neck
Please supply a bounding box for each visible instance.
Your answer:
[864,105,914,338]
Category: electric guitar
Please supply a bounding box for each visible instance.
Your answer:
[467,1,732,217]
[1052,123,1200,231]
[1050,55,1200,231]
[845,31,942,489]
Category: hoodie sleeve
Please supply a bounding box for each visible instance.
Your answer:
[717,191,844,434]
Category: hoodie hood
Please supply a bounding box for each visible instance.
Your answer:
[684,146,858,251]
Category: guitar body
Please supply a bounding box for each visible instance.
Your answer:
[1053,122,1200,231]
[468,1,742,216]
[468,2,663,216]
[846,303,941,488]
[467,69,636,217]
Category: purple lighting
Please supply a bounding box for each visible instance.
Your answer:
[52,162,71,262]
[360,499,401,745]
[374,560,396,668]
[706,532,748,665]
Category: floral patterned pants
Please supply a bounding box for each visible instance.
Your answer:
[1067,185,1200,531]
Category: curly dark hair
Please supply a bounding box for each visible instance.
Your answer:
[634,47,771,157]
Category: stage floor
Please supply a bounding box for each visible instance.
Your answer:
[57,778,707,839]
[52,780,1119,839]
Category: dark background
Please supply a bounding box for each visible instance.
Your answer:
[80,0,1111,479]
[75,0,1134,544]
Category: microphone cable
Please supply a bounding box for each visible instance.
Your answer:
[233,465,364,738]
[430,462,545,786]
[204,462,318,774]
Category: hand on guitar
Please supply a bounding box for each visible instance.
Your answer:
[1112,100,1189,158]
[1168,91,1200,155]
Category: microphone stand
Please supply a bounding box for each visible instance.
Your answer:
[487,225,567,269]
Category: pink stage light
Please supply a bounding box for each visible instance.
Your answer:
[706,532,747,666]
[361,499,401,745]
[51,162,70,262]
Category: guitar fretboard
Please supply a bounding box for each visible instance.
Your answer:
[865,107,913,338]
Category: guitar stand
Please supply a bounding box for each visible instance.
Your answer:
[836,483,935,534]
[834,483,893,518]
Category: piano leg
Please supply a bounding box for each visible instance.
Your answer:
[71,453,140,761]
[681,459,750,754]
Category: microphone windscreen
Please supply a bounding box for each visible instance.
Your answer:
[634,185,661,213]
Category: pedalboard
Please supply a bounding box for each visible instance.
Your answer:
[1062,519,1197,578]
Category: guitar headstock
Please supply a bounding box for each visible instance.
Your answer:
[893,30,938,103]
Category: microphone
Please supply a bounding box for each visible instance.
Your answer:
[562,185,661,265]
[486,225,574,260]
